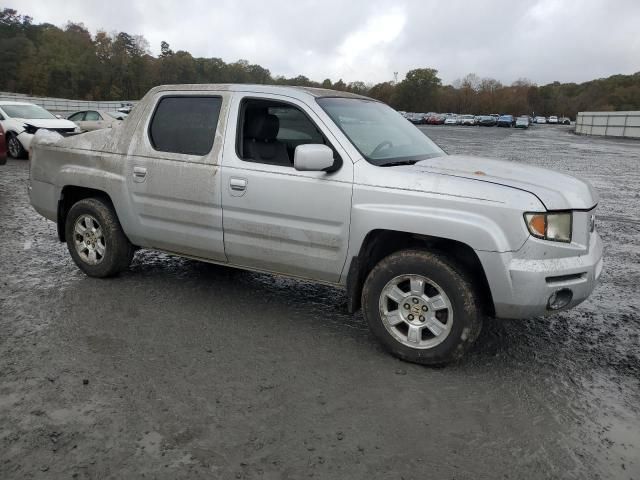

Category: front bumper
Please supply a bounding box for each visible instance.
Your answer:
[17,131,35,151]
[477,229,603,319]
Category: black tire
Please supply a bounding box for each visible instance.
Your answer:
[65,197,134,277]
[362,250,483,366]
[6,132,27,159]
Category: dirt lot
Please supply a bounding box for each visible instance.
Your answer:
[1,125,639,479]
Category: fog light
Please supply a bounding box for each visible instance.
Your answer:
[548,289,573,310]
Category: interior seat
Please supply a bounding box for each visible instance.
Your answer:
[243,109,290,166]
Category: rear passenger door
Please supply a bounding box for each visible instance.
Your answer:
[82,110,106,131]
[123,92,229,262]
[220,93,354,283]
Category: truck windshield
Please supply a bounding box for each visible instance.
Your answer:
[0,104,56,120]
[316,97,445,166]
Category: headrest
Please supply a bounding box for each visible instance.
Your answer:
[245,110,279,141]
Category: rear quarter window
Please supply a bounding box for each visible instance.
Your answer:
[149,96,222,156]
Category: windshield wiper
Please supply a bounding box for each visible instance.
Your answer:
[378,160,418,167]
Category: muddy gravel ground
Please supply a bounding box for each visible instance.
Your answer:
[1,125,639,479]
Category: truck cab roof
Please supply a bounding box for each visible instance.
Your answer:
[144,84,372,102]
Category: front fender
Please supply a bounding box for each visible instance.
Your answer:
[350,203,518,252]
[341,182,542,283]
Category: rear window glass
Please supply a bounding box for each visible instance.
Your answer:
[149,96,222,156]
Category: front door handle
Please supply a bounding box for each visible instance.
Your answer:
[133,166,147,183]
[229,177,248,196]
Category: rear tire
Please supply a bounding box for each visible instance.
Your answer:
[65,198,134,277]
[362,250,483,366]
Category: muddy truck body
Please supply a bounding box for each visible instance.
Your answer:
[29,84,603,364]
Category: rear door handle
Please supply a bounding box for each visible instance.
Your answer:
[133,166,147,183]
[229,177,247,196]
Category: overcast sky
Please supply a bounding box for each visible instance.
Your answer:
[9,0,640,86]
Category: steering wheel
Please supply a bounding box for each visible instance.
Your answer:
[370,140,392,157]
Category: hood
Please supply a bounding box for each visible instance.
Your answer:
[14,118,77,130]
[414,155,598,210]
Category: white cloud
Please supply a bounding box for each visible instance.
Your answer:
[6,0,640,85]
[333,8,406,72]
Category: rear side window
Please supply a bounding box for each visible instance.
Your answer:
[149,96,222,156]
[85,111,101,121]
[68,112,85,121]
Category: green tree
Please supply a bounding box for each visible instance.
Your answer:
[368,81,395,105]
[347,81,368,95]
[394,68,442,112]
[160,40,173,57]
[333,79,346,91]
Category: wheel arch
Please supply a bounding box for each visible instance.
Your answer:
[5,130,25,155]
[57,186,115,242]
[345,229,494,317]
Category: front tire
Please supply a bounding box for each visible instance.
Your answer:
[362,250,483,366]
[65,198,134,277]
[7,133,26,159]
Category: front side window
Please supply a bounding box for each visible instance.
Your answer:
[238,98,338,168]
[149,96,222,156]
[0,104,56,120]
[316,97,445,166]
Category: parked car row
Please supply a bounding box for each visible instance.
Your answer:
[0,122,7,165]
[401,111,572,127]
[0,100,129,159]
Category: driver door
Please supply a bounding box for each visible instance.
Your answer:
[221,93,354,283]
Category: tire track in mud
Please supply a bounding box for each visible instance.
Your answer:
[2,126,640,479]
[596,214,640,226]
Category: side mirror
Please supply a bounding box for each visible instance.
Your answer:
[55,114,62,119]
[293,144,335,172]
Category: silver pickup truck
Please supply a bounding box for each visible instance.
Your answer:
[29,84,603,365]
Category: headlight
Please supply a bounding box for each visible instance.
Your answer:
[524,212,572,242]
[23,124,39,135]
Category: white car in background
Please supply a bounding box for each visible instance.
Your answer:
[68,110,127,132]
[0,102,78,158]
[444,116,458,126]
[535,116,547,124]
[548,116,559,124]
[459,114,476,126]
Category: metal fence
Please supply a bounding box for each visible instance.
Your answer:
[0,91,138,117]
[575,111,640,139]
